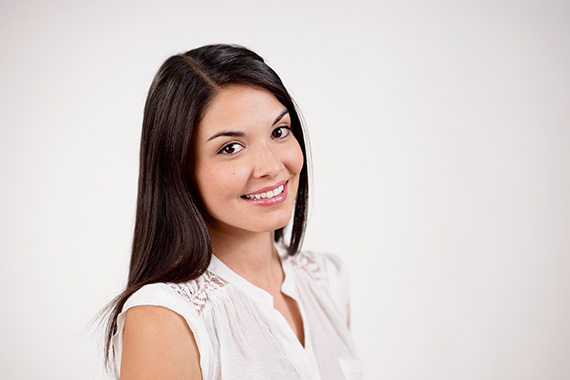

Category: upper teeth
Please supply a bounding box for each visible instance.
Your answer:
[244,184,284,200]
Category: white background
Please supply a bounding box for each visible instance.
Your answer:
[1,1,569,379]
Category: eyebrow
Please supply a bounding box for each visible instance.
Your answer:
[207,109,289,142]
[273,109,289,125]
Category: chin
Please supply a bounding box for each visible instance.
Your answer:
[250,212,294,234]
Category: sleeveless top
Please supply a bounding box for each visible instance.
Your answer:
[112,248,362,379]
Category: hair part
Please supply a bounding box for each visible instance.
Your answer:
[103,44,310,373]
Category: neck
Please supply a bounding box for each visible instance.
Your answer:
[209,228,284,292]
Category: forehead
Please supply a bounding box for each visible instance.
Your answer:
[197,85,287,135]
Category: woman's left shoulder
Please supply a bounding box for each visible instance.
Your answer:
[290,250,350,287]
[291,250,352,323]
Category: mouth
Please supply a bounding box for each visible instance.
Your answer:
[241,180,288,204]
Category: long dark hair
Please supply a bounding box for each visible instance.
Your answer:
[103,44,309,369]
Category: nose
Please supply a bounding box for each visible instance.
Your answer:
[251,143,284,179]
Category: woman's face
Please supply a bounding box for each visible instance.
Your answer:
[192,85,304,237]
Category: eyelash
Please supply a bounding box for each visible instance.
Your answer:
[216,125,292,155]
[271,126,291,139]
[217,142,244,155]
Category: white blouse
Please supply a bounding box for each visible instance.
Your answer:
[113,247,362,379]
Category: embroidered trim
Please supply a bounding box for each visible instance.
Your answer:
[289,251,326,284]
[169,271,228,315]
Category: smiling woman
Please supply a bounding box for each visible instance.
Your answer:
[193,85,304,235]
[103,44,361,380]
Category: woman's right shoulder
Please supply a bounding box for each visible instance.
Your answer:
[113,272,227,379]
[120,304,202,379]
[124,271,229,317]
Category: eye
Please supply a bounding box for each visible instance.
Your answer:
[217,142,244,155]
[272,126,291,139]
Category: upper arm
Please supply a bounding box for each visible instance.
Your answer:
[120,305,202,380]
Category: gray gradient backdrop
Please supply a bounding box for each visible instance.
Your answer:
[1,1,569,379]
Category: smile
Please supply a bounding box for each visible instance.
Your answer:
[241,180,289,206]
[243,184,284,200]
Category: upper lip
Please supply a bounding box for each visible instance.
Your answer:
[244,180,288,196]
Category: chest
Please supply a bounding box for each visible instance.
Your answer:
[197,278,359,380]
[272,291,305,347]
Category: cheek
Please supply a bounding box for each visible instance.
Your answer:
[286,141,304,175]
[198,162,249,199]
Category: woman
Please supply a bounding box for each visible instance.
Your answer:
[105,44,361,379]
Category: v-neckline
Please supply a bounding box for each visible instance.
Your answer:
[208,247,309,351]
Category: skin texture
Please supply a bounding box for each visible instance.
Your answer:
[120,85,306,378]
[120,306,202,380]
[192,84,304,237]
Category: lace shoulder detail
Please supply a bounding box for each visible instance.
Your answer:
[289,250,327,284]
[169,271,228,316]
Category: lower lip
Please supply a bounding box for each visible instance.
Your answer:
[241,182,288,207]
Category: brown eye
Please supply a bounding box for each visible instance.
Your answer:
[272,126,290,139]
[218,142,244,155]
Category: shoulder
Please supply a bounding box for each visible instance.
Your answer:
[120,305,202,379]
[123,303,185,331]
[113,274,226,379]
[167,271,229,316]
[290,250,352,325]
[125,271,229,317]
[290,250,350,288]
